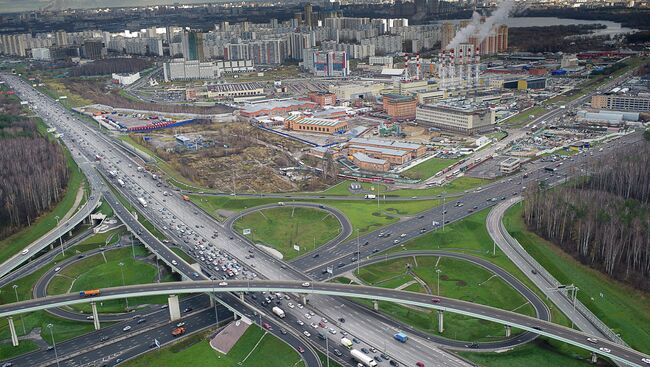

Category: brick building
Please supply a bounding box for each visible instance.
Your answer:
[284,114,348,134]
[349,137,426,159]
[308,91,337,107]
[383,94,417,120]
[351,152,390,172]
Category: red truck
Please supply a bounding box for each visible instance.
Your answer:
[171,326,186,337]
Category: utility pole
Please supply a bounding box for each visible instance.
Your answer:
[47,324,61,367]
[436,269,442,296]
[118,262,129,310]
[356,229,360,275]
[13,285,26,334]
[441,192,446,232]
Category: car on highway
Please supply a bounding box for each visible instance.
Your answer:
[599,347,611,353]
[263,322,272,330]
[218,281,228,286]
[361,348,370,354]
[587,337,598,344]
[431,298,441,303]
[416,362,425,367]
[122,325,132,332]
[296,320,304,326]
[334,349,343,356]
[641,358,650,364]
[303,330,311,337]
[280,328,287,335]
[297,346,305,353]
[21,249,29,255]
[389,360,399,366]
[302,282,311,287]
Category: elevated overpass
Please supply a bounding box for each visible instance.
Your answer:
[2,280,649,367]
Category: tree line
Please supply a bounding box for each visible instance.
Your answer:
[522,142,650,291]
[69,58,152,77]
[0,96,69,239]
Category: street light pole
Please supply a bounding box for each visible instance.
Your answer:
[13,285,26,334]
[441,192,446,232]
[436,269,442,296]
[356,229,360,275]
[326,335,330,367]
[118,262,129,310]
[47,324,61,367]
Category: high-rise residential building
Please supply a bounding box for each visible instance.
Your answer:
[304,3,314,29]
[82,39,104,59]
[54,30,68,46]
[182,30,205,61]
[310,50,349,77]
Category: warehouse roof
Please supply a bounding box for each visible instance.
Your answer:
[349,144,409,157]
[352,152,387,165]
[350,137,421,151]
[287,114,345,127]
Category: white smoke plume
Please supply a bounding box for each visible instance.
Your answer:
[477,0,516,43]
[445,0,518,50]
[445,11,481,50]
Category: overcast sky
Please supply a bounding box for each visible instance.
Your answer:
[0,0,235,13]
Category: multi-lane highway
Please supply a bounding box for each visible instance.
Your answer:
[2,72,476,367]
[1,68,644,367]
[2,280,650,367]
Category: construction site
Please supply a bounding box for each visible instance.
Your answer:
[130,122,336,193]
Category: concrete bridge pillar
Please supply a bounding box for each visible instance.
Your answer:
[168,295,181,321]
[437,310,444,333]
[591,353,598,364]
[91,302,100,330]
[209,295,215,307]
[68,230,73,237]
[372,300,379,311]
[7,317,19,346]
[505,325,511,337]
[301,295,308,305]
[239,292,245,302]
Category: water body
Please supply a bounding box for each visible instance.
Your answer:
[436,17,637,38]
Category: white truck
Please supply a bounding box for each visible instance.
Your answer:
[117,179,125,187]
[364,194,376,199]
[137,197,148,208]
[272,306,285,318]
[350,349,377,367]
[340,337,353,349]
[108,170,117,177]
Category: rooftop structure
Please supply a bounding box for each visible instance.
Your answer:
[416,103,495,135]
[284,114,348,134]
[240,99,316,118]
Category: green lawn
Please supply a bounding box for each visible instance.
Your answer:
[382,208,571,329]
[172,247,196,264]
[191,195,441,238]
[0,139,86,263]
[46,246,172,313]
[0,340,39,360]
[233,207,342,260]
[0,229,133,351]
[503,203,650,354]
[500,106,546,128]
[355,256,535,341]
[386,176,490,198]
[122,325,305,367]
[401,157,461,181]
[459,338,613,367]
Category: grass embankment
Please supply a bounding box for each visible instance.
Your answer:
[0,228,126,353]
[504,203,650,354]
[355,257,536,341]
[233,207,342,260]
[122,325,305,367]
[459,338,614,367]
[172,247,196,264]
[401,157,461,181]
[501,106,546,128]
[47,246,176,313]
[37,78,93,109]
[378,209,610,365]
[192,195,440,237]
[0,120,87,263]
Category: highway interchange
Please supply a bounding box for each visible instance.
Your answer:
[0,69,648,367]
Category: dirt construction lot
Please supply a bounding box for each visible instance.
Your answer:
[132,122,331,193]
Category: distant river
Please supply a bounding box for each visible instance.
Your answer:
[436,17,637,37]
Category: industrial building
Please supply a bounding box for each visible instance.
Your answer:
[382,94,417,120]
[308,91,337,107]
[284,114,348,134]
[499,157,521,174]
[348,137,426,159]
[111,72,140,86]
[240,99,317,118]
[351,152,390,172]
[416,103,495,135]
[591,94,650,112]
[163,59,222,81]
[348,144,411,165]
[503,77,547,90]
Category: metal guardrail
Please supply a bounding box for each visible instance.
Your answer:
[497,218,627,346]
